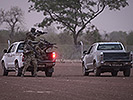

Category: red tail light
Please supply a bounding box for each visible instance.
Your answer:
[52,52,56,59]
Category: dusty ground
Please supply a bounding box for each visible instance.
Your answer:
[0,62,133,100]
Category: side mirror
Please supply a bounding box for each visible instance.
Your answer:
[3,49,7,53]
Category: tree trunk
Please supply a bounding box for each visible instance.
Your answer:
[73,34,78,46]
[9,26,15,41]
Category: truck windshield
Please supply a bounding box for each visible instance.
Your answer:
[17,43,24,53]
[97,44,123,50]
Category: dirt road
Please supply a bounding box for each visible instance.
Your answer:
[0,62,133,100]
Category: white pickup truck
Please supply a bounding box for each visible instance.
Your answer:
[1,41,56,77]
[82,42,132,77]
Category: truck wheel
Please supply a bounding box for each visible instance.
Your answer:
[45,68,53,77]
[111,71,118,76]
[1,62,8,76]
[93,61,101,76]
[123,68,130,77]
[94,68,101,76]
[82,64,89,76]
[15,62,22,76]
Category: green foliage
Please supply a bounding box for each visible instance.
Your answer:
[0,30,10,43]
[109,31,127,45]
[29,0,128,28]
[104,0,129,10]
[28,0,128,45]
[0,30,26,43]
[81,26,102,45]
[127,31,133,45]
[57,32,73,45]
[39,33,59,44]
[0,6,24,39]
[58,44,80,59]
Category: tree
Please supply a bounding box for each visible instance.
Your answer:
[58,32,73,45]
[109,31,127,45]
[28,0,128,45]
[83,26,102,45]
[127,31,133,45]
[0,6,24,39]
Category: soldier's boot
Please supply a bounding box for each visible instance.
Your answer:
[21,74,24,77]
[31,70,37,77]
[33,64,37,77]
[21,70,26,77]
[33,74,37,77]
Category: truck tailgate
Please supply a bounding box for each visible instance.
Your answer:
[103,52,131,62]
[37,52,56,65]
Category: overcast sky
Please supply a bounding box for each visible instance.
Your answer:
[0,0,133,33]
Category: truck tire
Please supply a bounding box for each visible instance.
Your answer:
[45,68,53,77]
[94,68,101,76]
[1,62,8,76]
[111,71,118,76]
[15,62,22,76]
[93,61,101,76]
[123,68,130,77]
[82,63,89,76]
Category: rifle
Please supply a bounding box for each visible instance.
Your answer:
[39,39,57,51]
[33,30,47,37]
[24,40,40,58]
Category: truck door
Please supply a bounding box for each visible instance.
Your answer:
[85,45,94,69]
[88,45,96,69]
[5,44,17,68]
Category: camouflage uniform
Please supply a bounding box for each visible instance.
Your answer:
[22,28,37,77]
[25,32,35,41]
[22,40,38,77]
[35,45,47,60]
[35,40,47,60]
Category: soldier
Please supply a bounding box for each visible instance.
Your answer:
[35,41,47,60]
[25,28,36,41]
[21,40,37,77]
[22,28,48,77]
[21,28,38,77]
[35,39,57,60]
